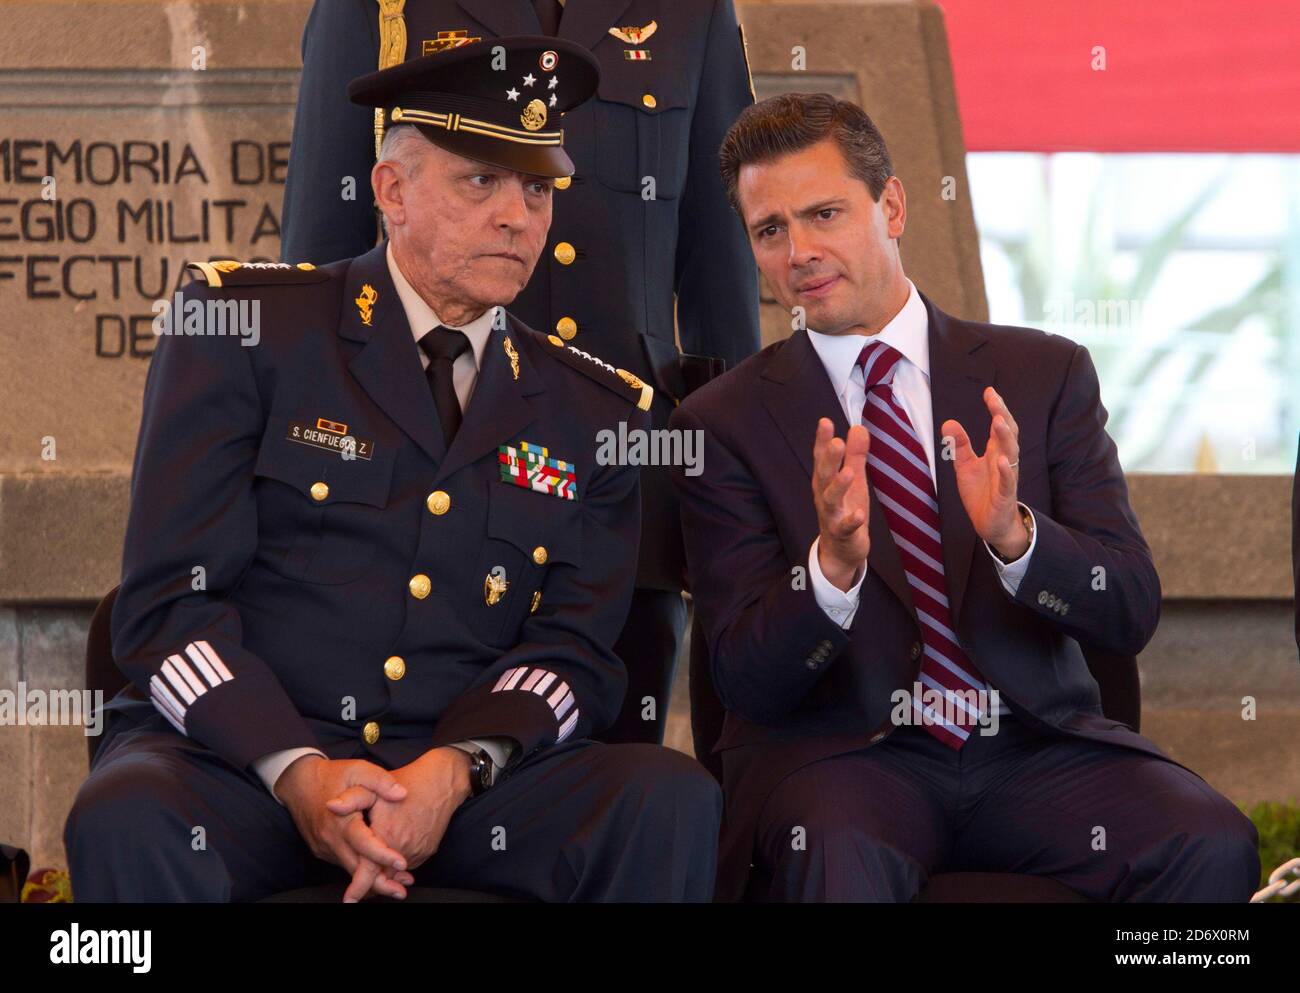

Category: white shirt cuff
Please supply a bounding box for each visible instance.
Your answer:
[808,535,867,628]
[252,747,327,804]
[447,737,515,786]
[985,503,1038,596]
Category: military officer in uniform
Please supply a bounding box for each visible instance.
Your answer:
[280,0,761,746]
[64,37,721,903]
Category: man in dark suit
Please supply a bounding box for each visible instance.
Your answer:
[669,93,1259,902]
[280,0,762,744]
[64,38,720,903]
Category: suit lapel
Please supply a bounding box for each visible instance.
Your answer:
[922,293,996,628]
[760,330,917,621]
[433,315,544,484]
[338,241,448,466]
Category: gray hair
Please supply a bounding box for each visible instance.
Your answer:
[378,124,432,176]
[376,125,433,234]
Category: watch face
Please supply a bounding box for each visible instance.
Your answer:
[471,752,492,793]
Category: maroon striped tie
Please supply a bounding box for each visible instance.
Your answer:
[857,340,988,749]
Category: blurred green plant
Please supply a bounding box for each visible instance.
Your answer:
[1244,800,1300,903]
[984,155,1298,472]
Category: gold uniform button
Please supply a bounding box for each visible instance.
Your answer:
[642,93,657,109]
[408,574,431,599]
[530,590,542,614]
[362,721,380,745]
[554,241,576,265]
[554,175,572,190]
[532,546,548,565]
[310,481,329,502]
[384,655,406,681]
[426,490,451,515]
[556,316,577,340]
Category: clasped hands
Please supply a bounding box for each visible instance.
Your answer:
[275,745,474,903]
[813,385,1030,592]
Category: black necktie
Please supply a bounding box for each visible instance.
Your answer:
[534,0,563,36]
[418,327,470,446]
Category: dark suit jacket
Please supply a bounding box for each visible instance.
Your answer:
[108,240,649,774]
[670,292,1189,901]
[279,0,761,589]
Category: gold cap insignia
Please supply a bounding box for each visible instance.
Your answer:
[521,98,548,131]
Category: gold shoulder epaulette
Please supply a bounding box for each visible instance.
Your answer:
[187,260,330,288]
[538,332,653,412]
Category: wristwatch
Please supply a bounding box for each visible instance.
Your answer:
[466,747,493,797]
[992,504,1035,564]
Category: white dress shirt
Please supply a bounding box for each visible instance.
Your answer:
[804,279,1037,717]
[250,245,516,801]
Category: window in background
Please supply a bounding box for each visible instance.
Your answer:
[967,152,1300,474]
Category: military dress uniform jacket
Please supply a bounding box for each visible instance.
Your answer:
[279,0,761,589]
[107,240,650,774]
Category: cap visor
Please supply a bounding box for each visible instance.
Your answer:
[409,125,575,178]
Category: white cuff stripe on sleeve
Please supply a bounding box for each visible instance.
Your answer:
[149,675,188,732]
[490,667,581,735]
[161,656,200,705]
[197,640,235,682]
[557,711,579,742]
[151,641,236,734]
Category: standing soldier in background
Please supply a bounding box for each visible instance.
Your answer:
[281,0,761,747]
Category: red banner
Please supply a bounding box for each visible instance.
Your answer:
[937,0,1300,152]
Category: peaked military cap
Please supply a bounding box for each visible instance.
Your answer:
[347,35,600,178]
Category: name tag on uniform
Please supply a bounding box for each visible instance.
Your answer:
[499,441,577,500]
[287,418,374,460]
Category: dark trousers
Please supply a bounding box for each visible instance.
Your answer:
[64,713,721,903]
[597,587,688,746]
[752,715,1259,902]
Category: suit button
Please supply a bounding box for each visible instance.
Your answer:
[532,546,548,565]
[554,175,572,190]
[553,241,576,265]
[426,490,450,515]
[805,658,819,670]
[642,93,657,109]
[910,641,922,660]
[408,574,431,599]
[1037,590,1049,605]
[530,590,542,614]
[362,721,380,745]
[556,316,577,340]
[384,656,405,681]
[310,481,329,502]
[819,640,832,651]
[1060,603,1069,616]
[869,730,888,744]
